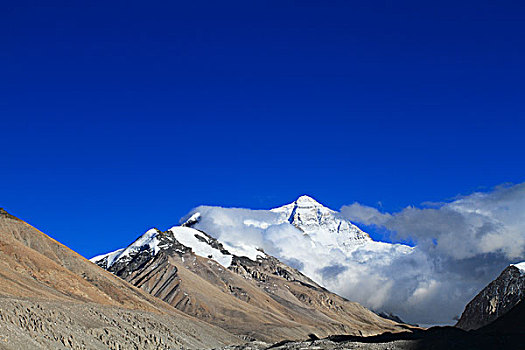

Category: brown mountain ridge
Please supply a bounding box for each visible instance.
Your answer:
[0,208,239,349]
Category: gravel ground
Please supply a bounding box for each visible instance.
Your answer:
[216,339,420,350]
[0,297,240,350]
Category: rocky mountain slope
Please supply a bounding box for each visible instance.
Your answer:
[0,208,239,349]
[455,262,525,330]
[92,218,410,342]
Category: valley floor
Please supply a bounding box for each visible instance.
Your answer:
[217,324,525,350]
[218,339,417,350]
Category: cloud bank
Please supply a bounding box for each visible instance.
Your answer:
[340,182,525,324]
[184,183,525,325]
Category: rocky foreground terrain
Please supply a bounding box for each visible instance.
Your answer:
[0,297,236,350]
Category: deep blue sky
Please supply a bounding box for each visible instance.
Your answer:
[1,0,524,258]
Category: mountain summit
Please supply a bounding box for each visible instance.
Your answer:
[271,195,371,251]
[285,195,326,208]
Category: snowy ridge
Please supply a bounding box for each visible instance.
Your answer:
[91,225,266,269]
[90,248,125,265]
[511,261,525,275]
[90,228,161,268]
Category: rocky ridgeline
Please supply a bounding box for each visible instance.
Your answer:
[229,254,317,287]
[456,264,525,330]
[99,226,324,300]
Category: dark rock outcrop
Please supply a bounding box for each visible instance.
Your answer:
[456,264,525,330]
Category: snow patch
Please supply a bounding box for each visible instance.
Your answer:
[183,212,201,226]
[169,226,233,267]
[243,219,270,229]
[222,241,264,261]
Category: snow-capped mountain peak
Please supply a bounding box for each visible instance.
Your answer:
[90,224,267,271]
[294,194,327,208]
[90,228,162,268]
[271,195,371,249]
[271,195,333,215]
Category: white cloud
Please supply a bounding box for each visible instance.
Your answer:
[339,182,525,324]
[342,183,525,260]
